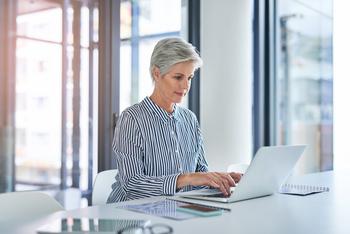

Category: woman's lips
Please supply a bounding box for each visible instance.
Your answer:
[175,92,184,96]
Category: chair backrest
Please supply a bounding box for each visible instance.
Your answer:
[54,188,82,210]
[92,169,118,206]
[0,191,64,225]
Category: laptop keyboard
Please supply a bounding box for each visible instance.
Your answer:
[201,193,230,198]
[198,187,236,198]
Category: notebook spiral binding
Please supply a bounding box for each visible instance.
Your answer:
[280,183,330,196]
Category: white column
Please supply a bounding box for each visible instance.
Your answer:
[200,0,253,171]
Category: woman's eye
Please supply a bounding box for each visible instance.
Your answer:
[174,76,182,80]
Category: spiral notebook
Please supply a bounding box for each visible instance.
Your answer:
[279,184,330,196]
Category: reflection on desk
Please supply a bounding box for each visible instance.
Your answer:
[36,218,150,233]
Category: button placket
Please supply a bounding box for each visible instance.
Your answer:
[170,119,182,173]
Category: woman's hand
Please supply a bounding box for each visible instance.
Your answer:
[177,172,243,196]
[229,172,243,183]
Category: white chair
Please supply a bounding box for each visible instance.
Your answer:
[53,188,82,210]
[92,169,118,206]
[0,191,64,225]
[227,163,249,174]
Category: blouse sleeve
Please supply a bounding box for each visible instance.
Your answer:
[112,111,180,200]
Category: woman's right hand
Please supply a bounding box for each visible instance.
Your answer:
[177,172,240,196]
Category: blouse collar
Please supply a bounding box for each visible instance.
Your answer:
[143,96,180,123]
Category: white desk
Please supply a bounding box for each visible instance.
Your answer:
[10,171,350,234]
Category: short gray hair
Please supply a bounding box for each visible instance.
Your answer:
[149,37,203,79]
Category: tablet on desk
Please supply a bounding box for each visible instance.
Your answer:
[36,217,150,234]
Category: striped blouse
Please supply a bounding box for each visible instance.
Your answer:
[107,96,208,203]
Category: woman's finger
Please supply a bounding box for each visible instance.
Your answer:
[220,173,236,187]
[206,173,228,195]
[212,173,231,195]
[230,172,243,183]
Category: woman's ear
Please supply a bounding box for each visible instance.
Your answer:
[152,66,161,81]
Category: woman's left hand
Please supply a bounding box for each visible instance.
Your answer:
[229,172,243,183]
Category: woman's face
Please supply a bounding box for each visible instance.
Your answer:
[153,61,195,104]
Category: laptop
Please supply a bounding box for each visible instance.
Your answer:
[179,145,306,203]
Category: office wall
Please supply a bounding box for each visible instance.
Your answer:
[200,0,253,171]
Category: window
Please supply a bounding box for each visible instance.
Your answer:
[333,1,350,170]
[2,0,186,204]
[15,1,64,190]
[0,0,100,207]
[275,0,333,173]
[119,0,182,111]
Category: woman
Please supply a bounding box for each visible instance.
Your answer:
[107,37,241,203]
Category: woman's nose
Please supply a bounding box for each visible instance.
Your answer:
[182,79,190,89]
